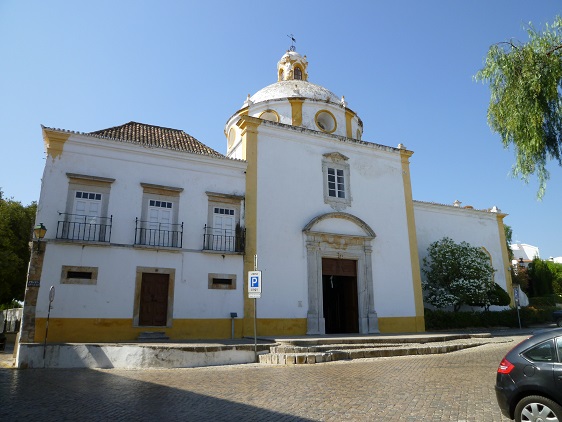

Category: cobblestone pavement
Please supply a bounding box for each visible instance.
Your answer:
[0,336,527,421]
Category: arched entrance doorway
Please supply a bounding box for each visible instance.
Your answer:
[303,212,379,335]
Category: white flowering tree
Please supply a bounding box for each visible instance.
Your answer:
[422,237,496,312]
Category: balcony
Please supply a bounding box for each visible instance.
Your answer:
[203,224,245,253]
[135,218,183,248]
[56,213,112,242]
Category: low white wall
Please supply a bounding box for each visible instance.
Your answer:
[17,343,261,369]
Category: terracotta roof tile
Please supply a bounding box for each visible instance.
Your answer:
[89,121,224,157]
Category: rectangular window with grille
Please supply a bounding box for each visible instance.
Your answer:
[322,153,351,208]
[327,168,345,198]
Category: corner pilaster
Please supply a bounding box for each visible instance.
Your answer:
[400,149,425,332]
[237,116,262,337]
[495,212,514,305]
[19,241,46,343]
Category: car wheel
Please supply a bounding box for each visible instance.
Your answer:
[557,319,562,328]
[515,395,562,422]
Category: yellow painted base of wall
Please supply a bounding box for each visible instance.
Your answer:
[254,318,307,336]
[378,316,426,333]
[34,318,246,343]
[33,318,308,343]
[33,316,423,343]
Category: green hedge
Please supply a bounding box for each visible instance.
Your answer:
[528,295,562,307]
[424,307,556,330]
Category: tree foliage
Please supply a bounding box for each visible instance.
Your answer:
[475,16,562,198]
[0,191,36,306]
[526,258,562,297]
[504,224,514,261]
[548,261,562,296]
[512,265,530,293]
[422,237,496,312]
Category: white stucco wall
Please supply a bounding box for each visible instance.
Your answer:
[35,131,247,321]
[253,123,418,320]
[35,245,244,320]
[414,201,509,293]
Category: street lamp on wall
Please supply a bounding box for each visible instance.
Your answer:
[33,223,47,252]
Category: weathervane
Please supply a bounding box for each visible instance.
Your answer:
[287,34,296,51]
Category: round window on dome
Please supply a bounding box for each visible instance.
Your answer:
[315,110,337,133]
[228,127,237,148]
[259,110,280,122]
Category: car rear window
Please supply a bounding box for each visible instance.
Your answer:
[523,339,556,362]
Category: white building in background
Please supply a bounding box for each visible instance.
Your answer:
[20,50,512,343]
[511,243,540,268]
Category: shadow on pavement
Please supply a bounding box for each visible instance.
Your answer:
[0,366,314,421]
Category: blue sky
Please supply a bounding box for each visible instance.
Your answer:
[1,1,561,258]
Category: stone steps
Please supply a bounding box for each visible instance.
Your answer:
[137,332,169,341]
[259,335,504,365]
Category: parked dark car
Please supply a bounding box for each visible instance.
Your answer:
[496,328,562,421]
[553,310,562,327]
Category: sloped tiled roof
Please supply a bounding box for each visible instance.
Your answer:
[88,121,224,157]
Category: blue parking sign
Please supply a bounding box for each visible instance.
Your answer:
[248,271,262,298]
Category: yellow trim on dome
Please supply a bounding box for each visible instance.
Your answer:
[345,110,354,138]
[288,99,304,126]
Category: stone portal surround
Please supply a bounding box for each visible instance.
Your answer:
[303,212,379,335]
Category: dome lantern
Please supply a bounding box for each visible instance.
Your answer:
[277,51,308,82]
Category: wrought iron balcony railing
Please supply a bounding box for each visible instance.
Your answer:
[203,224,245,253]
[56,213,112,242]
[135,218,183,248]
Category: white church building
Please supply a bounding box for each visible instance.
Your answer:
[20,50,512,343]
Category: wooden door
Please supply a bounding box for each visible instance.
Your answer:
[322,258,359,334]
[139,273,169,326]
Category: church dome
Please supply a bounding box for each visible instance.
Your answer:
[250,80,341,105]
[225,49,364,159]
[245,50,342,107]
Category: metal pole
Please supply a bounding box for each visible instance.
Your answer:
[43,286,55,362]
[515,286,522,329]
[254,254,258,363]
[514,284,522,330]
[254,298,257,362]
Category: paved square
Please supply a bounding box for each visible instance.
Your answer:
[0,336,525,421]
